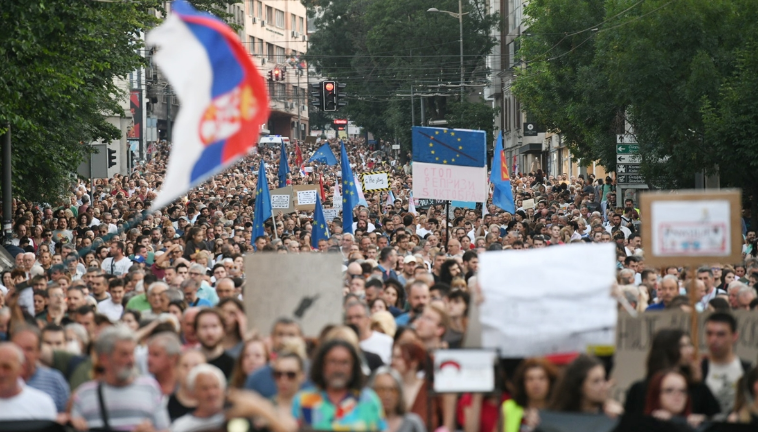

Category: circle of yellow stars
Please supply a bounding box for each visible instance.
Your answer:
[430,129,463,164]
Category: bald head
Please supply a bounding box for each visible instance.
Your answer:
[0,342,25,394]
[215,278,236,300]
[346,262,362,277]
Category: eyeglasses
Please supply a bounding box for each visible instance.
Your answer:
[189,272,203,276]
[273,370,298,380]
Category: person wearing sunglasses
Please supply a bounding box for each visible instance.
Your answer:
[271,351,305,421]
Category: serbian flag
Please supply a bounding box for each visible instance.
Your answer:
[148,0,269,210]
[490,131,515,213]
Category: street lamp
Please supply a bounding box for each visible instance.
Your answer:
[428,2,468,98]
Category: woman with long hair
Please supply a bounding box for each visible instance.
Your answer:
[643,370,703,428]
[370,367,425,432]
[497,358,559,432]
[439,259,463,285]
[218,298,246,358]
[229,338,269,389]
[549,354,623,417]
[625,329,720,417]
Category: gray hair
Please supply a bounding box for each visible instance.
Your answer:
[189,264,206,274]
[147,332,182,356]
[728,281,747,292]
[164,289,184,303]
[186,364,226,392]
[181,278,200,292]
[94,324,136,356]
[64,323,90,347]
[368,366,407,415]
[0,342,25,365]
[345,300,370,317]
[148,281,169,296]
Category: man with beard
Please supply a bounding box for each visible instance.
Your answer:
[70,325,170,431]
[394,280,430,326]
[194,309,235,379]
[292,339,386,430]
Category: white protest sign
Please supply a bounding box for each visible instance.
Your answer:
[479,243,617,357]
[433,349,497,393]
[271,194,290,209]
[412,161,487,202]
[244,254,344,337]
[322,208,339,223]
[304,167,313,173]
[296,190,317,205]
[362,172,389,191]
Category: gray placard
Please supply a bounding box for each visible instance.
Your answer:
[244,253,344,337]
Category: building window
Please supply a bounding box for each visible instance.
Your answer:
[266,6,273,23]
[275,46,285,63]
[257,1,262,18]
[248,36,255,54]
[275,83,286,100]
[275,9,285,29]
[299,17,304,33]
[259,40,264,56]
[266,43,274,62]
[247,0,252,15]
[291,14,297,32]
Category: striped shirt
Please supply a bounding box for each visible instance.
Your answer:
[71,377,170,431]
[27,365,70,412]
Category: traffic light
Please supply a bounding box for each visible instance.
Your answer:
[337,82,347,108]
[273,67,282,81]
[107,148,117,168]
[267,70,273,81]
[322,81,336,111]
[310,83,323,110]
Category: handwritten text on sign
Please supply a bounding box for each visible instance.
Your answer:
[651,200,731,256]
[412,162,487,202]
[296,190,317,206]
[271,195,290,209]
[362,172,389,191]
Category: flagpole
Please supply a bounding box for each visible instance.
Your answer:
[445,200,450,249]
[271,215,278,239]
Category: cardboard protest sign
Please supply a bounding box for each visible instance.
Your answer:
[640,189,742,267]
[244,253,344,337]
[415,198,446,209]
[611,310,758,403]
[292,184,319,211]
[270,186,294,213]
[479,243,617,357]
[322,208,339,223]
[413,163,488,202]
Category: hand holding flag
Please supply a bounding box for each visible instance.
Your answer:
[340,143,359,234]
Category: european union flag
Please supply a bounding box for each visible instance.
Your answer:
[311,194,330,249]
[340,143,359,234]
[251,162,272,245]
[412,126,486,167]
[278,142,289,187]
[308,143,338,166]
[490,131,515,213]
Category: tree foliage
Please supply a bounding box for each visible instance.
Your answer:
[0,0,236,203]
[306,0,500,149]
[512,0,758,203]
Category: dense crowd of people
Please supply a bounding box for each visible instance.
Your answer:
[0,137,756,432]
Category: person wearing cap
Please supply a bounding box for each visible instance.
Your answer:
[398,255,417,285]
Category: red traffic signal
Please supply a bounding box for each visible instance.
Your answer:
[325,82,334,92]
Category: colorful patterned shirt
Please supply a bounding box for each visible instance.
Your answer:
[292,388,387,431]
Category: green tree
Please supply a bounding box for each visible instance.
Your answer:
[0,0,237,203]
[307,0,499,149]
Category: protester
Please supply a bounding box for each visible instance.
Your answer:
[292,339,386,430]
[369,366,426,432]
[548,354,623,417]
[643,370,704,428]
[497,358,558,432]
[625,328,720,418]
[0,342,57,420]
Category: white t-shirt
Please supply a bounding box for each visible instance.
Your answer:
[171,412,225,432]
[97,298,124,322]
[0,384,57,420]
[101,256,133,276]
[705,356,744,416]
[359,331,394,365]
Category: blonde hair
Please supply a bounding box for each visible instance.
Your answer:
[370,311,397,337]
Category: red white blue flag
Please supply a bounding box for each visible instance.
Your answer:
[148,0,269,210]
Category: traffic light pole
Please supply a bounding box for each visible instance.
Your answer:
[2,123,12,244]
[297,70,301,141]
